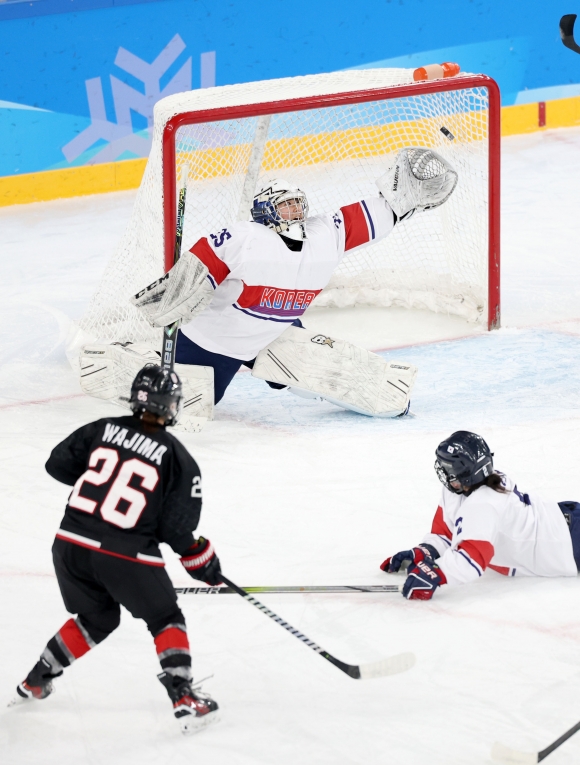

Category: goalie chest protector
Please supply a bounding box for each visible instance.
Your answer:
[180,196,394,360]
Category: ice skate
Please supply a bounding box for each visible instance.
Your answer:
[158,671,219,735]
[9,657,62,707]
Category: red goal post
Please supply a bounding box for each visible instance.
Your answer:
[77,70,501,349]
[161,74,500,331]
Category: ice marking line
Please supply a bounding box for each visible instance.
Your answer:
[372,331,486,353]
[0,393,85,410]
[425,602,580,643]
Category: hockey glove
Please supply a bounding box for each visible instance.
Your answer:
[180,537,223,586]
[402,558,447,600]
[380,543,439,573]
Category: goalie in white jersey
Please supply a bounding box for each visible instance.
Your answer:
[81,148,457,426]
[381,431,579,599]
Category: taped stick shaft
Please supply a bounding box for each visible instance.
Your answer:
[217,575,413,680]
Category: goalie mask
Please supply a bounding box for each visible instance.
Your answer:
[129,364,183,426]
[251,179,309,240]
[434,431,493,494]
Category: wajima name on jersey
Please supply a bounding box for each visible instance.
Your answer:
[101,422,167,465]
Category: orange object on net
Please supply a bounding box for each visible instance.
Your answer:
[413,62,461,82]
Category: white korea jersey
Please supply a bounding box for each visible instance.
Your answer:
[421,473,577,587]
[180,197,395,360]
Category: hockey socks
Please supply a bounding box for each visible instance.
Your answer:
[45,617,96,667]
[153,622,192,676]
[12,617,95,705]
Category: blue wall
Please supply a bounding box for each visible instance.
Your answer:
[1,0,579,176]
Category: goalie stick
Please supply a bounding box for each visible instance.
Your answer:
[161,164,189,372]
[219,574,414,679]
[492,720,580,763]
[560,14,580,54]
[175,584,402,595]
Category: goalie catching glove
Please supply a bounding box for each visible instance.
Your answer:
[130,251,214,328]
[376,147,458,221]
[180,537,222,586]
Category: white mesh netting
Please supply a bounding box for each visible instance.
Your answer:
[78,68,492,348]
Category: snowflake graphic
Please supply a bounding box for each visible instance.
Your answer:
[62,35,215,165]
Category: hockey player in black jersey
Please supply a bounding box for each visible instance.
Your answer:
[12,364,222,735]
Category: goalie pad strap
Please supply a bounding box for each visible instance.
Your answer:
[251,326,417,417]
[130,251,214,328]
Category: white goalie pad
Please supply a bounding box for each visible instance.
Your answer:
[130,251,214,328]
[376,147,458,220]
[79,342,214,432]
[251,326,417,417]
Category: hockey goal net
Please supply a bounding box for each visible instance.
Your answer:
[78,68,500,348]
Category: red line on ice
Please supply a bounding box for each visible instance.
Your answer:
[0,393,85,410]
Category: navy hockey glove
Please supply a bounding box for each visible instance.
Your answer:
[402,558,447,600]
[180,537,223,586]
[380,543,439,573]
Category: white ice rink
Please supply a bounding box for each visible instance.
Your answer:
[2,127,580,764]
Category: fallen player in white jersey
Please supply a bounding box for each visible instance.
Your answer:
[380,430,579,599]
[81,148,457,423]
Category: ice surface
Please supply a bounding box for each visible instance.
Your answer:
[2,128,580,764]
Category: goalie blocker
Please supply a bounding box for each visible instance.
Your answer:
[251,325,417,418]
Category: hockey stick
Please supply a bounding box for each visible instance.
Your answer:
[219,574,414,679]
[161,164,189,372]
[560,14,580,54]
[492,720,580,763]
[175,584,402,595]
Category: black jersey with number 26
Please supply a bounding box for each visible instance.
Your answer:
[45,415,203,568]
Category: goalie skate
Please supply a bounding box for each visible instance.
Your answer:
[79,342,214,432]
[252,326,417,417]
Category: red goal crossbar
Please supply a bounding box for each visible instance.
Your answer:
[162,75,501,330]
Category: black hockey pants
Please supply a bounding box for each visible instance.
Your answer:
[42,539,191,675]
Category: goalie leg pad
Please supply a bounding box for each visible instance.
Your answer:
[79,342,214,431]
[130,251,214,328]
[251,327,417,417]
[80,342,159,405]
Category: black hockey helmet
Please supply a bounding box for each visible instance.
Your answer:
[129,364,182,426]
[434,431,493,494]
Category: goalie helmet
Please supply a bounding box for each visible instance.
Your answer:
[129,364,183,426]
[251,179,309,240]
[434,431,494,494]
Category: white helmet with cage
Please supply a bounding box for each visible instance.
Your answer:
[251,179,309,240]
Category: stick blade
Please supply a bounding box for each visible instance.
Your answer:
[560,14,577,39]
[359,651,415,679]
[491,741,538,764]
[560,14,580,53]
